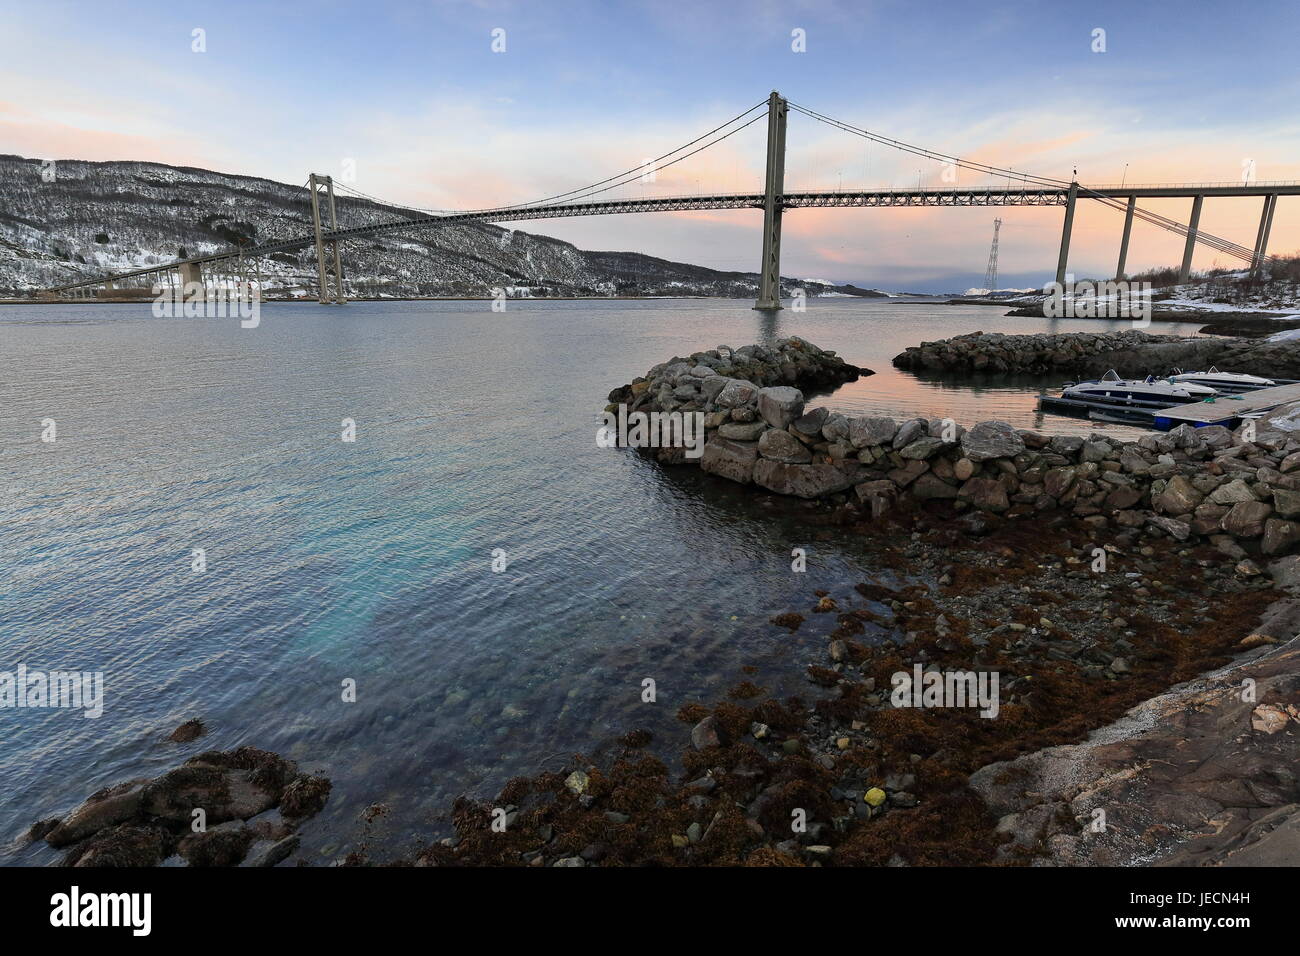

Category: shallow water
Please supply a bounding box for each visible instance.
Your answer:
[0,297,1206,862]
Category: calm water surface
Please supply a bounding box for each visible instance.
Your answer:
[0,298,1205,862]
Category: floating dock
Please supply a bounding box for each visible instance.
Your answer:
[1151,382,1300,431]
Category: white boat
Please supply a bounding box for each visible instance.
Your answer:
[1061,369,1218,409]
[1168,366,1275,393]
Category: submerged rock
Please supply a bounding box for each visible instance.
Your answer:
[36,747,329,868]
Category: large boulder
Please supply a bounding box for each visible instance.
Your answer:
[958,476,1010,512]
[849,416,898,449]
[1155,474,1203,515]
[791,407,829,438]
[752,460,858,498]
[911,473,959,500]
[714,379,760,408]
[1209,479,1258,506]
[1222,500,1273,538]
[1043,466,1077,499]
[1262,519,1300,556]
[961,421,1025,461]
[700,437,759,484]
[758,428,813,464]
[756,386,805,428]
[898,437,950,460]
[1273,487,1300,519]
[140,748,296,825]
[892,418,929,449]
[717,421,767,441]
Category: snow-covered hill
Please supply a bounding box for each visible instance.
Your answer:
[0,154,871,299]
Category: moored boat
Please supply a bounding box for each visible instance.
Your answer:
[1168,366,1276,393]
[1060,369,1218,409]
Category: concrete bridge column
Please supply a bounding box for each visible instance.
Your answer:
[1251,194,1277,277]
[180,261,202,291]
[753,91,787,311]
[1115,195,1136,280]
[1054,182,1078,287]
[1178,194,1204,285]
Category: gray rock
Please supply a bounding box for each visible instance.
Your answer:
[961,421,1025,461]
[898,437,950,460]
[1262,518,1300,556]
[1222,500,1272,537]
[822,413,851,443]
[717,421,768,441]
[248,834,300,868]
[792,406,829,436]
[756,386,805,428]
[1049,435,1085,456]
[1209,478,1258,505]
[1043,466,1077,499]
[1146,515,1192,540]
[1156,474,1204,515]
[700,437,759,484]
[1273,487,1300,518]
[701,376,729,403]
[758,428,813,464]
[715,379,760,408]
[958,476,1010,512]
[892,418,929,449]
[752,459,858,498]
[849,416,898,448]
[911,473,959,500]
[45,779,149,848]
[691,716,721,750]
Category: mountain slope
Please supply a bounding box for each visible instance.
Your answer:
[0,154,881,299]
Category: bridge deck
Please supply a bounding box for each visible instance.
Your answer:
[39,181,1300,294]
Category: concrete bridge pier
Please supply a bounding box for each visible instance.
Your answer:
[1178,194,1205,284]
[1251,194,1277,277]
[180,261,202,292]
[1115,195,1136,280]
[1054,182,1078,287]
[753,91,788,311]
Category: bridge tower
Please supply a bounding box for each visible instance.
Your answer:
[983,218,1001,292]
[309,174,346,304]
[753,91,788,311]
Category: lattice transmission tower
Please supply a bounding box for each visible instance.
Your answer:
[983,218,1002,293]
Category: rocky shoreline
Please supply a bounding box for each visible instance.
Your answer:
[397,502,1296,866]
[33,335,1300,867]
[894,328,1300,379]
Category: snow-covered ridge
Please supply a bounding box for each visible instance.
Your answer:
[0,154,854,299]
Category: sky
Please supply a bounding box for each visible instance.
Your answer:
[2,0,1299,291]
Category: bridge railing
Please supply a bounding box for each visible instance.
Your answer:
[1083,180,1300,190]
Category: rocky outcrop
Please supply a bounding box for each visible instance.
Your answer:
[893,328,1300,380]
[892,330,1180,375]
[32,747,329,867]
[968,623,1300,866]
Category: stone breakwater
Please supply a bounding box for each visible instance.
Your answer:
[892,329,1181,375]
[893,328,1300,380]
[606,336,867,434]
[612,339,1300,560]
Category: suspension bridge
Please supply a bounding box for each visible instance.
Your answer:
[42,92,1299,308]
